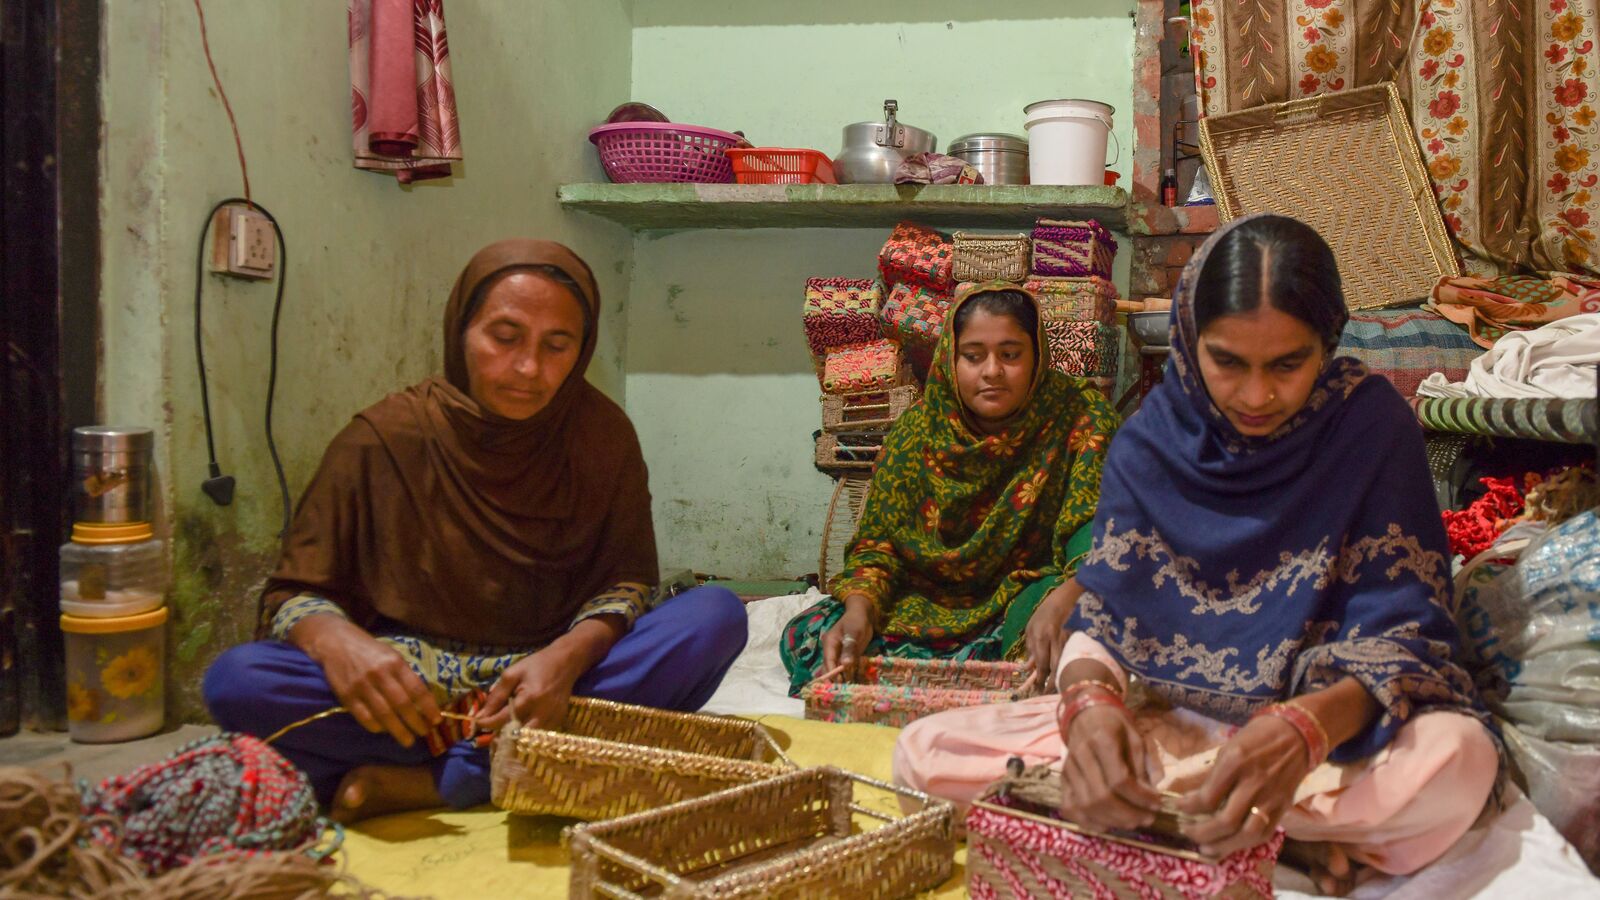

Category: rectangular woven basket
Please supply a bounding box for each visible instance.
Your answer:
[953,231,1031,283]
[1031,218,1117,279]
[801,657,1042,728]
[822,340,904,395]
[489,697,790,821]
[821,382,921,435]
[967,771,1283,900]
[1198,82,1461,310]
[1027,276,1119,325]
[1044,319,1121,379]
[814,431,882,473]
[567,766,955,899]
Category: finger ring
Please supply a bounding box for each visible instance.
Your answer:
[1249,805,1270,828]
[841,635,857,647]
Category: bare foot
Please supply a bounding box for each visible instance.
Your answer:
[330,764,444,824]
[1281,839,1360,896]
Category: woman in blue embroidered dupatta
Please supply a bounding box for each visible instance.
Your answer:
[893,216,1500,895]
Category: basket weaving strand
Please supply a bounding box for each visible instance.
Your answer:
[567,766,955,900]
[819,475,873,585]
[490,697,791,821]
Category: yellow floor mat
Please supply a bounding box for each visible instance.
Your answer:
[341,714,966,897]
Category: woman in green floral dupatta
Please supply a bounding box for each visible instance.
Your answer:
[781,282,1121,695]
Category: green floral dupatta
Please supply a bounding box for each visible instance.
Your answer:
[830,283,1120,656]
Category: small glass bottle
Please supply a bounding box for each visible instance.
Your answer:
[1160,168,1180,206]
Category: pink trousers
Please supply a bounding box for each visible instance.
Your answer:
[893,637,1499,875]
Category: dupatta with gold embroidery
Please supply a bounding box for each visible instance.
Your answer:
[1071,216,1492,762]
[830,284,1120,652]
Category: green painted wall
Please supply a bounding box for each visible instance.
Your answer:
[625,3,1136,577]
[99,0,637,720]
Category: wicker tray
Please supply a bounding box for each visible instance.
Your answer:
[802,657,1043,728]
[1198,83,1461,311]
[489,697,790,821]
[568,766,955,899]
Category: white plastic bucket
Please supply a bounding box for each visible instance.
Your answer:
[1023,99,1115,186]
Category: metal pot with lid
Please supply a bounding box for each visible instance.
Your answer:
[835,100,937,184]
[947,133,1029,185]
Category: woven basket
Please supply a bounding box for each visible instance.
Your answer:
[1027,276,1119,325]
[568,766,955,900]
[967,768,1282,900]
[814,432,883,476]
[819,474,872,586]
[1198,83,1461,310]
[489,698,789,821]
[1044,319,1121,379]
[1031,218,1117,279]
[822,340,904,395]
[801,657,1042,728]
[952,232,1031,283]
[821,382,921,435]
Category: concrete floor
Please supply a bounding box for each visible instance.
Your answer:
[0,724,219,786]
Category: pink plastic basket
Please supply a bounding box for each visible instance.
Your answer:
[588,122,742,184]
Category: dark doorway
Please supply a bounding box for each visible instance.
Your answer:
[0,0,101,733]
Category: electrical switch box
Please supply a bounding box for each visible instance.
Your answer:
[209,203,275,279]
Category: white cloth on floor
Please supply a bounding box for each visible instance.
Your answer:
[699,590,815,718]
[1418,313,1600,399]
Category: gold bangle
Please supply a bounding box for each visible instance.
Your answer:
[1059,677,1123,700]
[1284,698,1333,756]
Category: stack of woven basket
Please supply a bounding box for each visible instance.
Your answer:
[1028,218,1123,396]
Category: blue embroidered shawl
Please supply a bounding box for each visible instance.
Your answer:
[1071,215,1491,761]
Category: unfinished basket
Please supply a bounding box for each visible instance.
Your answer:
[1198,82,1461,310]
[968,768,1282,899]
[1031,218,1116,279]
[952,231,1031,283]
[819,474,872,586]
[802,657,1043,728]
[1027,276,1118,325]
[489,697,789,821]
[822,383,921,435]
[567,766,955,900]
[815,432,883,474]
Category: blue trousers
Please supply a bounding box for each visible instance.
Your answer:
[204,585,747,809]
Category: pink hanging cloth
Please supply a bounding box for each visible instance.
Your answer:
[349,0,461,183]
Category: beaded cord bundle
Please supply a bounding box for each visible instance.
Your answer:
[1,752,389,899]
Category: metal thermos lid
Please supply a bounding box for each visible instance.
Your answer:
[947,133,1029,155]
[72,426,153,454]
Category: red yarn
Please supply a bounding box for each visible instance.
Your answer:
[1442,475,1526,559]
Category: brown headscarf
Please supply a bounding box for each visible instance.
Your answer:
[259,239,658,647]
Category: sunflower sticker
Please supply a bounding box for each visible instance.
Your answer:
[100,646,160,699]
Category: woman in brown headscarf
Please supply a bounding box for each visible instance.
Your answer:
[203,240,747,822]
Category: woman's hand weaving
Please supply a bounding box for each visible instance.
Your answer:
[1059,703,1165,831]
[1024,578,1083,686]
[1176,716,1309,857]
[821,594,874,679]
[291,614,442,748]
[476,646,579,731]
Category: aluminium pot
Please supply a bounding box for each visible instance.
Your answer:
[947,133,1029,185]
[834,99,937,184]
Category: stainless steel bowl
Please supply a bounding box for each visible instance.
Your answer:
[947,133,1029,185]
[1129,310,1171,347]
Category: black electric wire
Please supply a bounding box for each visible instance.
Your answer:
[193,197,291,537]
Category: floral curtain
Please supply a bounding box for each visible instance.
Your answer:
[1190,0,1599,279]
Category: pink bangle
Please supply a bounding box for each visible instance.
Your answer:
[1057,686,1124,737]
[1059,677,1124,701]
[1253,701,1330,767]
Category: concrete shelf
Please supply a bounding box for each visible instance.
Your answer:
[558,183,1130,231]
